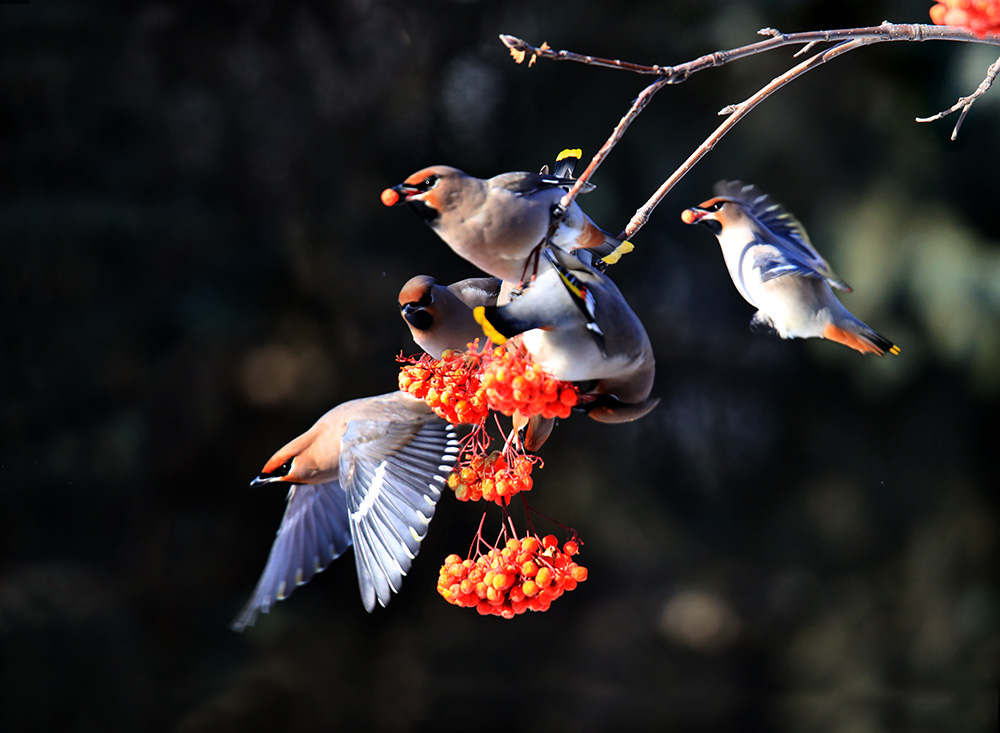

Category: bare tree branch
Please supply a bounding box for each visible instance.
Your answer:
[622,38,868,239]
[553,78,670,222]
[502,24,1000,242]
[916,53,1000,140]
[502,24,1000,81]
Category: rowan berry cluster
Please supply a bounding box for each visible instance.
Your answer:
[446,450,536,505]
[437,535,588,618]
[397,348,489,425]
[930,0,1000,37]
[480,344,579,419]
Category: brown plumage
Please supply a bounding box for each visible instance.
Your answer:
[232,392,459,629]
[386,165,623,283]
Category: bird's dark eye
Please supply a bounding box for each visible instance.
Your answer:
[420,175,439,189]
[707,201,724,212]
[258,459,292,480]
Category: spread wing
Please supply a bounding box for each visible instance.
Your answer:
[340,416,459,612]
[231,482,352,631]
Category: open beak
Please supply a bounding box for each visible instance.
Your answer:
[680,207,708,225]
[380,183,421,207]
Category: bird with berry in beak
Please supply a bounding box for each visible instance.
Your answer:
[682,181,899,356]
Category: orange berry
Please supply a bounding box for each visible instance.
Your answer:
[559,388,578,406]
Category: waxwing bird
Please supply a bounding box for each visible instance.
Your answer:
[682,181,900,356]
[398,275,502,358]
[396,274,554,450]
[475,246,658,424]
[232,392,459,630]
[382,163,629,283]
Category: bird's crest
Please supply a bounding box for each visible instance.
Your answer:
[714,180,851,292]
[714,181,813,249]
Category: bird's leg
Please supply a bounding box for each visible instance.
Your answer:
[519,240,545,285]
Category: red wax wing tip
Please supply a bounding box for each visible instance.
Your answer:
[680,208,699,225]
[381,188,400,206]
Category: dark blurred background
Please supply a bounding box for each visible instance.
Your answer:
[2,1,997,730]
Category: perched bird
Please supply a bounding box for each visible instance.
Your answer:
[682,181,900,356]
[232,391,459,630]
[396,274,553,450]
[475,245,658,424]
[382,162,629,283]
[398,275,502,358]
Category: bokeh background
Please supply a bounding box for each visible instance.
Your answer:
[2,1,997,730]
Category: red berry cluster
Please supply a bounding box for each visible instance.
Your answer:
[930,0,1000,38]
[446,450,536,505]
[480,345,579,419]
[437,535,588,618]
[398,348,489,425]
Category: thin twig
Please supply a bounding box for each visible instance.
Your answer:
[916,53,1000,140]
[502,24,1000,81]
[503,24,1000,241]
[621,38,870,240]
[554,77,670,217]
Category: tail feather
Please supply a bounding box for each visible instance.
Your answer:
[823,323,900,357]
[473,304,546,343]
[580,395,660,424]
[552,148,583,179]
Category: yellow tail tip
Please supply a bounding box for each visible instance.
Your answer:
[556,148,583,162]
[601,240,634,266]
[473,306,507,345]
[889,345,901,356]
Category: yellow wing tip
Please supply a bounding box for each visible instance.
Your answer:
[473,306,507,345]
[556,148,583,162]
[601,240,635,266]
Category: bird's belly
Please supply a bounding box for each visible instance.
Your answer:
[520,328,618,382]
[754,277,832,339]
